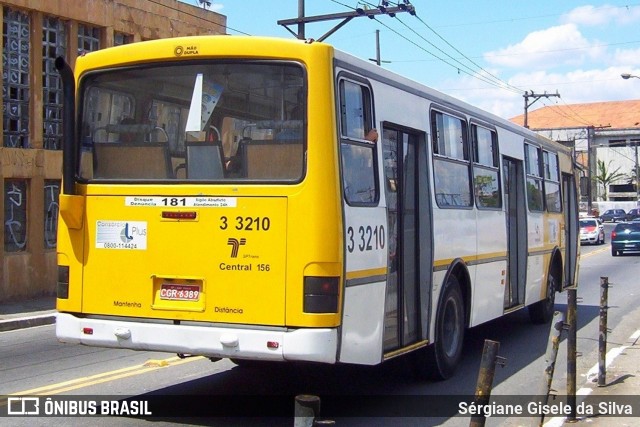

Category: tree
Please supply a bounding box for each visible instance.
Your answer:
[594,159,626,200]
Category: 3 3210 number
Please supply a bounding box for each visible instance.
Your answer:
[346,225,385,253]
[219,216,271,231]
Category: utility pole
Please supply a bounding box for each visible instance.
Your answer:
[278,0,416,42]
[368,30,391,66]
[523,90,560,128]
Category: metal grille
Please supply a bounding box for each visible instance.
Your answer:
[43,16,67,150]
[2,9,30,148]
[78,23,100,53]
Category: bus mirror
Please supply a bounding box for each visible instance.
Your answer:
[59,194,85,230]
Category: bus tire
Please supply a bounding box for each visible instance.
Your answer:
[416,274,465,380]
[529,268,557,324]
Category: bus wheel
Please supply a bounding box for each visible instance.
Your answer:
[415,274,465,380]
[529,269,557,324]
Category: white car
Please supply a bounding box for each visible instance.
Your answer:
[579,217,605,245]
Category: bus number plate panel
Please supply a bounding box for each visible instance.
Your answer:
[160,283,200,301]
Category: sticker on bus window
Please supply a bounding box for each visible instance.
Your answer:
[96,221,147,250]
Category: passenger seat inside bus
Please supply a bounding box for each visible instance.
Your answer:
[185,141,225,179]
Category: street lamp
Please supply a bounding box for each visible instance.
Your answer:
[621,73,640,200]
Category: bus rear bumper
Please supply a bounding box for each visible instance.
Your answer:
[56,313,338,364]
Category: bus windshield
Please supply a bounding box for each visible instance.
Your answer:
[78,61,306,182]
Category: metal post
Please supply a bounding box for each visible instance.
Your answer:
[294,395,320,427]
[635,143,639,200]
[534,311,565,427]
[470,340,502,427]
[598,277,609,387]
[297,0,305,40]
[566,288,578,421]
[374,29,381,65]
[587,127,595,213]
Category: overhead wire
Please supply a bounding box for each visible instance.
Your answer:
[357,1,525,94]
[331,0,523,94]
[355,1,614,125]
[409,12,525,95]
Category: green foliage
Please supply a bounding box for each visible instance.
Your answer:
[594,159,626,200]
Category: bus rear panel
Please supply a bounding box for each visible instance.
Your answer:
[56,37,343,364]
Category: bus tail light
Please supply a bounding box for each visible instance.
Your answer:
[303,276,339,313]
[57,266,70,299]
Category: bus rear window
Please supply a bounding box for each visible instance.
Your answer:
[78,61,306,182]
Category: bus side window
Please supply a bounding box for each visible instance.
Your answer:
[525,143,544,211]
[472,124,501,209]
[338,77,378,205]
[341,142,377,204]
[431,110,472,208]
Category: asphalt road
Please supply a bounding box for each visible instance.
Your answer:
[2,228,639,426]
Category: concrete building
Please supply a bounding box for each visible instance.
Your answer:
[0,0,226,302]
[510,99,640,212]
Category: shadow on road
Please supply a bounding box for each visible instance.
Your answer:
[122,299,601,426]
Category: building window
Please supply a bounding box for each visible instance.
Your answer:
[78,23,100,53]
[2,8,30,148]
[114,32,133,46]
[43,16,67,150]
[4,179,28,252]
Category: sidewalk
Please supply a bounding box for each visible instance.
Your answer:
[0,294,57,332]
[555,326,640,426]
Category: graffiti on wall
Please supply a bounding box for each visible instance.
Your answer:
[44,180,60,249]
[4,179,28,252]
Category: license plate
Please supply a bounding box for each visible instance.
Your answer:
[160,283,200,301]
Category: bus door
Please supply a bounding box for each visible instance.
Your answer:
[502,157,527,309]
[562,173,579,287]
[381,125,429,351]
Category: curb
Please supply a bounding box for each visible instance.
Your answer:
[0,313,57,332]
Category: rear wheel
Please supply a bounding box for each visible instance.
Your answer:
[529,267,557,324]
[612,248,620,256]
[414,274,465,380]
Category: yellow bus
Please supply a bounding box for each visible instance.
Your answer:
[56,36,579,379]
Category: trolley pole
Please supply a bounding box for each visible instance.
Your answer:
[279,1,416,42]
[566,288,578,422]
[598,277,610,387]
[523,90,560,128]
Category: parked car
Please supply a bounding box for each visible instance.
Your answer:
[611,222,640,256]
[579,217,605,245]
[626,208,640,221]
[600,209,627,222]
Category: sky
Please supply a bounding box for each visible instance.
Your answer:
[180,1,640,122]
